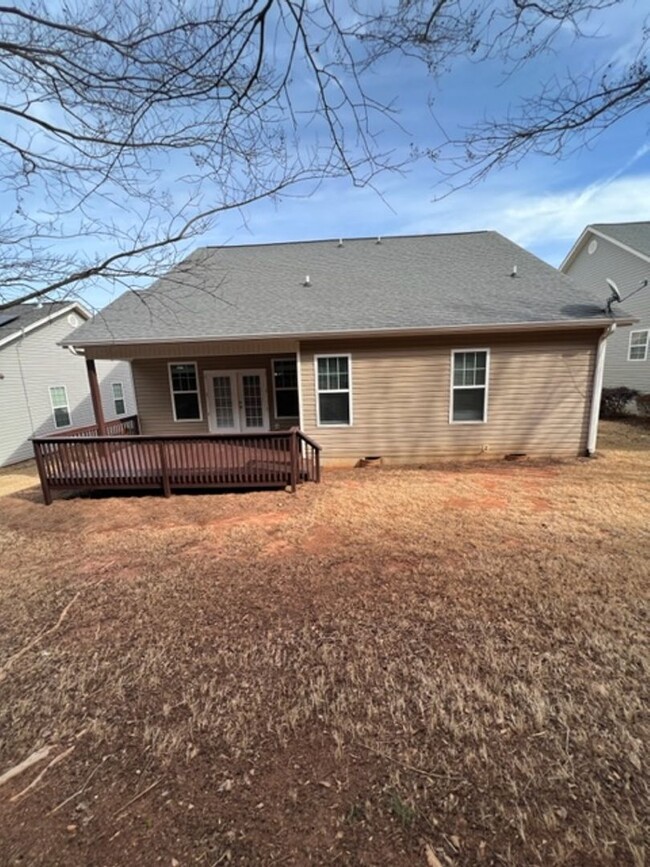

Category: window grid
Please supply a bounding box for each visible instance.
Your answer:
[628,330,649,361]
[111,382,126,416]
[49,385,71,429]
[450,350,489,424]
[242,374,264,427]
[315,355,352,426]
[168,362,202,421]
[212,376,235,428]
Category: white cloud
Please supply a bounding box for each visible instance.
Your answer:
[207,144,650,269]
[392,161,650,266]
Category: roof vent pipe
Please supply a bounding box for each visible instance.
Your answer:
[337,238,343,247]
[376,236,382,245]
[511,265,518,277]
[303,275,311,287]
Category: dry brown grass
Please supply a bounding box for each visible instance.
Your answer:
[0,420,648,866]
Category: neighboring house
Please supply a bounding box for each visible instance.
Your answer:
[561,222,650,396]
[0,302,136,466]
[62,232,633,466]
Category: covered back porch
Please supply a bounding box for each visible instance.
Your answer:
[32,359,320,505]
[33,421,320,504]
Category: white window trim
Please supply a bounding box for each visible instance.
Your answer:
[49,384,72,429]
[168,361,203,422]
[272,357,300,420]
[628,329,649,362]
[315,353,353,427]
[111,381,126,416]
[449,348,490,425]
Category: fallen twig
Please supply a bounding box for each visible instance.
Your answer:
[10,746,75,802]
[0,568,113,683]
[49,755,111,815]
[114,779,160,818]
[0,746,53,788]
[0,592,80,681]
[357,741,460,781]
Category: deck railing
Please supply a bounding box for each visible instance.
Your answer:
[32,425,320,504]
[49,414,140,438]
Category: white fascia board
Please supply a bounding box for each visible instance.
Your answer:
[61,317,636,353]
[561,226,650,271]
[0,302,90,350]
[559,228,592,272]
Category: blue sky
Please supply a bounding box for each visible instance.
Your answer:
[196,1,649,272]
[3,1,648,312]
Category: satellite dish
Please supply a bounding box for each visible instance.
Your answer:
[605,278,622,314]
[606,278,621,303]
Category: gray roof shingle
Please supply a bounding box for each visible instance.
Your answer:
[0,302,79,346]
[591,222,650,259]
[67,231,623,345]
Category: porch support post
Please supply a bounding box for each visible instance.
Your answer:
[85,357,107,435]
[289,427,299,493]
[33,440,53,506]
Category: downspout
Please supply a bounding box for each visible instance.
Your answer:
[587,323,616,457]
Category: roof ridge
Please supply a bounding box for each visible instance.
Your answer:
[591,221,650,228]
[200,230,491,251]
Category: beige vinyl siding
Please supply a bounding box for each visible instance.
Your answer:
[86,338,299,360]
[131,353,299,434]
[0,314,137,466]
[563,234,650,392]
[300,331,599,464]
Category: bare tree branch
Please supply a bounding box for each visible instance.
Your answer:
[0,0,646,310]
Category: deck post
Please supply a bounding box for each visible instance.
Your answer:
[159,441,171,497]
[85,358,107,435]
[289,428,299,493]
[32,440,53,506]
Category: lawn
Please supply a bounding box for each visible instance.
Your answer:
[0,421,648,866]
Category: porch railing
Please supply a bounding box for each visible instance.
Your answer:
[49,414,140,438]
[32,424,320,505]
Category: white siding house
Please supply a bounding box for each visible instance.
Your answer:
[562,223,650,395]
[0,303,136,466]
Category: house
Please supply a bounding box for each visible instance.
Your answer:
[43,230,633,491]
[0,302,136,466]
[561,222,650,397]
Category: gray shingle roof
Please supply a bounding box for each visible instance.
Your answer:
[591,222,650,259]
[0,302,79,346]
[67,232,622,345]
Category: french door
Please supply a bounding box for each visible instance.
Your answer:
[204,369,270,433]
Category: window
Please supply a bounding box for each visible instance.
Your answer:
[451,350,489,423]
[111,382,126,416]
[316,355,352,425]
[272,358,299,418]
[628,330,649,361]
[168,362,202,421]
[49,386,71,428]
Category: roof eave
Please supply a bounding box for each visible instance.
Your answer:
[0,302,90,350]
[62,317,635,350]
[561,226,650,271]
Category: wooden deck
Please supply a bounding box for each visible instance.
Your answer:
[32,420,321,504]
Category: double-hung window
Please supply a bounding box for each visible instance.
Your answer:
[316,355,352,426]
[169,362,202,421]
[49,385,71,429]
[451,350,489,423]
[272,358,299,418]
[111,382,126,416]
[628,330,649,361]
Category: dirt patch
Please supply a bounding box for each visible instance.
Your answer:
[0,459,39,497]
[444,494,509,509]
[0,420,648,866]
